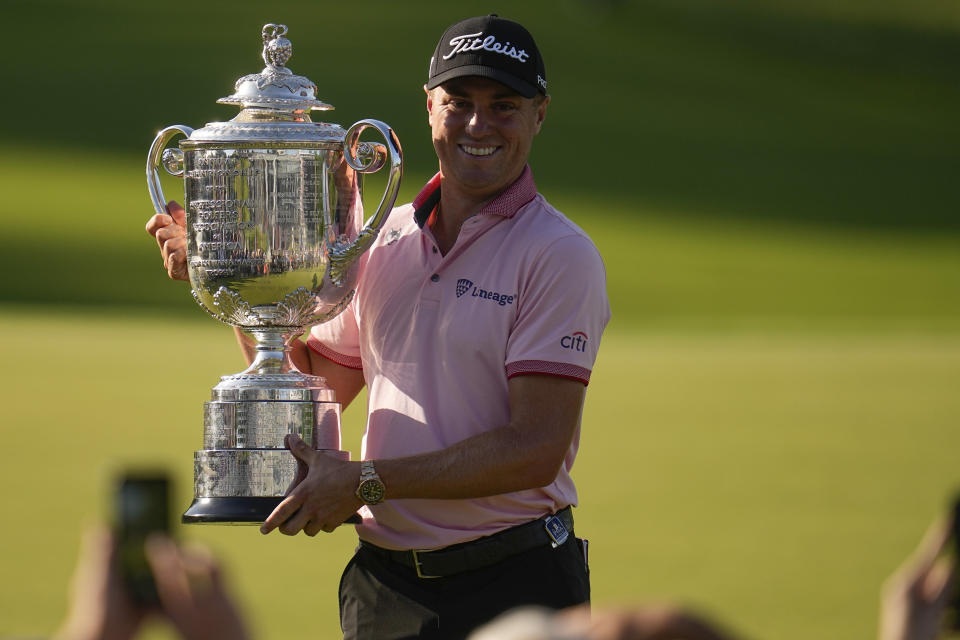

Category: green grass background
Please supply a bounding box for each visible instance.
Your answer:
[1,0,959,638]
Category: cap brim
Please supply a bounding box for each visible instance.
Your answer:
[426,65,539,99]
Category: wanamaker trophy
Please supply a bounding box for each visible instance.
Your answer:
[145,23,402,524]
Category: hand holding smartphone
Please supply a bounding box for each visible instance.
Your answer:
[115,473,170,606]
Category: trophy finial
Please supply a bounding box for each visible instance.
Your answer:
[217,22,332,112]
[261,23,292,71]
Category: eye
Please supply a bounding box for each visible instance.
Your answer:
[446,99,470,111]
[493,102,519,113]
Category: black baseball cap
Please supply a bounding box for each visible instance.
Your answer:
[426,15,547,98]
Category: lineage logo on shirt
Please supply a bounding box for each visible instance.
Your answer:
[456,278,516,306]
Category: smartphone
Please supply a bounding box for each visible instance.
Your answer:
[115,473,171,606]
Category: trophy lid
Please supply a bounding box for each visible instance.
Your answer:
[186,23,347,144]
[217,23,333,112]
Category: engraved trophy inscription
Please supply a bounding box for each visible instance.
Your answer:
[146,24,402,524]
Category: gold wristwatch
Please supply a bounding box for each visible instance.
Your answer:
[355,460,385,505]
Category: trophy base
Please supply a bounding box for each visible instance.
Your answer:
[182,497,282,525]
[182,496,364,526]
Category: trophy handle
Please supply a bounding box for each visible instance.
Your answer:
[146,125,195,215]
[329,119,403,285]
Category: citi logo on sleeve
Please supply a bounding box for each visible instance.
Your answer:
[455,278,516,306]
[560,332,588,352]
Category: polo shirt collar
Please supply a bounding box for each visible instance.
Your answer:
[412,166,537,228]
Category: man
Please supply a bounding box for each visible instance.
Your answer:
[147,15,610,640]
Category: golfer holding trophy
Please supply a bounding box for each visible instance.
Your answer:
[147,17,609,639]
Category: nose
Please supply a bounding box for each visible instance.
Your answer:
[465,108,492,137]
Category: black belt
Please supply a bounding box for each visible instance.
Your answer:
[359,506,574,579]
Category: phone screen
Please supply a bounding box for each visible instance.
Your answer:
[116,474,170,605]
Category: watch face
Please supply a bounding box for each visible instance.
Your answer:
[359,479,385,505]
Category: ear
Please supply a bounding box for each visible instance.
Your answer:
[425,85,434,123]
[533,95,550,135]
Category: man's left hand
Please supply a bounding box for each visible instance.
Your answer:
[260,434,363,536]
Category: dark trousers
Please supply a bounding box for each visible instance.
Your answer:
[339,534,590,640]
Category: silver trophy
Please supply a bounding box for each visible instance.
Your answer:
[146,24,402,524]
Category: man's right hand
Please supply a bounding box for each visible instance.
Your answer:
[145,201,188,281]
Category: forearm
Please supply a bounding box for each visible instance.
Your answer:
[375,376,584,501]
[375,422,568,500]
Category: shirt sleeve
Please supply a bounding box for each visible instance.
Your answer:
[308,294,363,370]
[505,233,611,385]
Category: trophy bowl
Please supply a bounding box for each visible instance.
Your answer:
[145,23,402,524]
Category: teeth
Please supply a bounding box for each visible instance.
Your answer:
[461,145,497,157]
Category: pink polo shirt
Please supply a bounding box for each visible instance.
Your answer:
[308,167,610,550]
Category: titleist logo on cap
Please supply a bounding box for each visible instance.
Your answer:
[442,32,530,63]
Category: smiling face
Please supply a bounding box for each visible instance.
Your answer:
[427,77,549,203]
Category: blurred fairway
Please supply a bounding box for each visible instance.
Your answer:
[1,310,958,640]
[2,0,959,639]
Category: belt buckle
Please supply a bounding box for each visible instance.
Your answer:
[411,549,441,579]
[544,514,569,548]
